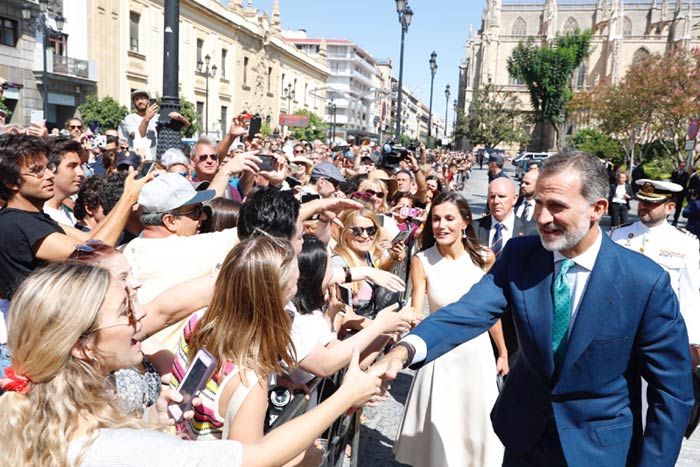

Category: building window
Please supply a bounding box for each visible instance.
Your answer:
[267,67,272,93]
[196,39,203,65]
[129,12,139,52]
[48,33,67,56]
[575,63,586,90]
[0,17,18,47]
[220,106,228,131]
[304,83,308,106]
[623,17,632,37]
[509,74,524,86]
[196,101,204,125]
[243,56,249,85]
[632,48,650,66]
[281,73,285,94]
[563,17,578,35]
[511,17,526,36]
[221,49,227,78]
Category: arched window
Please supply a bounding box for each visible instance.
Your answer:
[575,63,587,90]
[563,17,578,34]
[512,17,527,36]
[632,47,650,66]
[623,17,632,37]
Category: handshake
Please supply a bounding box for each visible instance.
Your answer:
[368,341,415,383]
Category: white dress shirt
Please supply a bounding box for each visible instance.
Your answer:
[404,228,603,365]
[516,199,535,222]
[488,212,516,248]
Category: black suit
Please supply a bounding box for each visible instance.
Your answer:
[671,170,690,224]
[475,214,538,363]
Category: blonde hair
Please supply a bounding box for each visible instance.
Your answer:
[333,209,381,293]
[359,179,389,213]
[0,262,145,466]
[188,235,297,381]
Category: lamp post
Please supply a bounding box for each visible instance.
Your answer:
[394,0,413,140]
[327,99,337,143]
[428,51,437,144]
[444,84,451,138]
[453,99,458,128]
[197,54,217,136]
[283,83,295,137]
[22,0,65,124]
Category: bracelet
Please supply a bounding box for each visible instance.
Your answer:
[393,341,416,368]
[343,266,352,283]
[411,168,420,174]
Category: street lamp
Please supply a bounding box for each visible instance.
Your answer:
[444,84,451,138]
[283,83,295,113]
[327,99,337,143]
[428,51,437,143]
[453,99,458,127]
[394,0,414,140]
[197,54,217,135]
[22,0,65,124]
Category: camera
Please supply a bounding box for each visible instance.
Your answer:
[381,141,409,170]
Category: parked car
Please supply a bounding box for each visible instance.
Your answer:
[514,152,552,179]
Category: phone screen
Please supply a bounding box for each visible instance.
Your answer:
[338,284,353,307]
[257,155,276,172]
[136,161,154,180]
[392,231,410,245]
[179,359,208,405]
[249,116,262,137]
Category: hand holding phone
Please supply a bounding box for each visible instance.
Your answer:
[135,161,155,180]
[337,284,353,307]
[257,154,276,172]
[168,349,217,423]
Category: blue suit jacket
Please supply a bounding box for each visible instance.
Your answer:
[410,234,693,466]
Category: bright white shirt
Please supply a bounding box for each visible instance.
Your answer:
[43,204,76,227]
[488,212,516,248]
[611,184,628,204]
[68,428,243,466]
[405,228,603,365]
[515,199,535,222]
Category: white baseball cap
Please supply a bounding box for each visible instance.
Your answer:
[139,173,215,213]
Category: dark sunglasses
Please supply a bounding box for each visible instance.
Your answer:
[69,125,83,130]
[197,153,219,162]
[293,149,305,154]
[349,225,378,238]
[350,191,373,202]
[169,204,205,220]
[366,189,384,199]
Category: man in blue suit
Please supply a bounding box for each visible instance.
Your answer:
[376,151,693,466]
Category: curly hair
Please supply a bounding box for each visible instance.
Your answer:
[73,175,106,221]
[99,172,127,215]
[0,134,51,201]
[238,187,300,240]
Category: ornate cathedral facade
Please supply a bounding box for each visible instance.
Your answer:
[456,0,700,151]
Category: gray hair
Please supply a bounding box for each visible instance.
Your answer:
[140,211,165,226]
[192,136,216,156]
[540,150,609,203]
[160,148,188,169]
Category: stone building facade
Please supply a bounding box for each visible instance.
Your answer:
[457,0,700,151]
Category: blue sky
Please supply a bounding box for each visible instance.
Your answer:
[250,0,485,123]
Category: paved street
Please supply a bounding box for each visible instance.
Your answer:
[358,164,699,466]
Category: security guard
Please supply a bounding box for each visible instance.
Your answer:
[610,179,700,343]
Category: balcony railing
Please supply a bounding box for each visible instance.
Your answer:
[52,54,90,79]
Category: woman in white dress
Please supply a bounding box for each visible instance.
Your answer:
[394,191,508,467]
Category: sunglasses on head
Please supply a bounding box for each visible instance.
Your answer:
[349,225,378,238]
[197,153,219,162]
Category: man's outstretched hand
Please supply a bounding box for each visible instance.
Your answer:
[368,345,409,382]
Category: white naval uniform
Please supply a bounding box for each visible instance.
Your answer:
[610,221,700,343]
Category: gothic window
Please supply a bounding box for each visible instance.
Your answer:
[512,17,527,36]
[623,17,632,37]
[632,48,650,66]
[563,17,578,34]
[575,63,587,90]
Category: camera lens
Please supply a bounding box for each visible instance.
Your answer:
[269,386,291,407]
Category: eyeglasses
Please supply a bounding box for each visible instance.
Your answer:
[88,288,137,333]
[21,163,57,178]
[69,125,83,130]
[294,149,305,154]
[169,204,205,220]
[197,153,219,162]
[366,189,385,199]
[350,191,373,202]
[349,225,378,238]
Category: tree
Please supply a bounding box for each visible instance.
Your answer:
[507,29,592,149]
[0,96,11,120]
[573,48,700,167]
[456,82,532,149]
[176,96,201,138]
[572,128,623,163]
[290,109,327,141]
[77,95,129,130]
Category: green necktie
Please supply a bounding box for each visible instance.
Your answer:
[552,259,575,368]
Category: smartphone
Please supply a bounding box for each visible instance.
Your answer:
[337,284,353,307]
[136,161,155,180]
[376,214,385,227]
[257,154,276,172]
[249,115,262,138]
[149,98,157,107]
[168,349,217,423]
[95,135,107,149]
[392,230,410,245]
[399,207,419,218]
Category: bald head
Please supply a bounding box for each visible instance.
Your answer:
[488,177,518,222]
[520,170,538,200]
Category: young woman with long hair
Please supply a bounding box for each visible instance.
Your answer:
[394,191,507,467]
[0,262,382,466]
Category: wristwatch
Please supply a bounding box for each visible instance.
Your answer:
[393,341,416,369]
[343,266,352,283]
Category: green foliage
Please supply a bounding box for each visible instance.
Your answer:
[290,109,327,141]
[0,96,11,119]
[399,134,413,147]
[176,97,201,138]
[77,95,129,130]
[572,128,623,163]
[261,121,272,137]
[458,83,532,149]
[507,29,592,148]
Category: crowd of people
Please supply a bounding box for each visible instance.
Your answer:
[0,95,699,467]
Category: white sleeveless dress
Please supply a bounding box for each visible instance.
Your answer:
[394,245,504,467]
